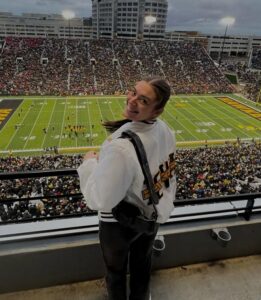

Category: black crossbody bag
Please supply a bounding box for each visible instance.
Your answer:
[111,130,159,234]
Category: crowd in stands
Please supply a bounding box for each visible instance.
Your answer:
[220,58,261,103]
[175,142,261,199]
[0,154,91,222]
[0,37,233,96]
[251,47,261,70]
[0,142,260,222]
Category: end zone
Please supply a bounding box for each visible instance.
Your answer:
[0,99,23,130]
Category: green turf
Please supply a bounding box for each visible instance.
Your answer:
[0,94,260,155]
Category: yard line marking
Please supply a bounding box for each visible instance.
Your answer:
[40,100,56,149]
[174,97,214,139]
[76,98,78,148]
[215,96,260,136]
[209,98,254,139]
[179,95,252,139]
[162,108,197,141]
[166,99,199,140]
[115,98,125,119]
[58,97,68,148]
[96,99,108,137]
[86,99,93,146]
[200,96,255,138]
[108,97,117,120]
[5,101,32,150]
[187,96,228,139]
[210,97,251,123]
[23,100,46,149]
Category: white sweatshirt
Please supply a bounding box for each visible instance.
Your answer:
[77,119,176,223]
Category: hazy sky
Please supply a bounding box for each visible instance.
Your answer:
[0,0,260,36]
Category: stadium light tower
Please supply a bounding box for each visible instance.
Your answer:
[218,16,235,66]
[62,9,75,39]
[145,15,156,41]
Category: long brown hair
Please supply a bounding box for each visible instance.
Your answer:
[103,78,171,133]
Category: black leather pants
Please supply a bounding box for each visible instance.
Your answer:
[99,221,158,300]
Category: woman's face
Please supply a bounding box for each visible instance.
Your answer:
[123,81,162,121]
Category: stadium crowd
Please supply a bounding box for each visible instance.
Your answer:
[0,142,260,222]
[0,37,233,96]
[251,47,261,70]
[175,142,261,199]
[0,154,91,222]
[220,59,261,103]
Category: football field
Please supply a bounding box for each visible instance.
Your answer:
[0,94,260,155]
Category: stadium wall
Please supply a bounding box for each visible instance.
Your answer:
[1,213,261,294]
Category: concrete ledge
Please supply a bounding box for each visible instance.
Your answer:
[1,214,261,294]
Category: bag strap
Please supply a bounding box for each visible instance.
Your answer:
[121,130,159,219]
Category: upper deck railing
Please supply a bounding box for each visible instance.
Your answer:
[0,168,260,226]
[1,169,261,294]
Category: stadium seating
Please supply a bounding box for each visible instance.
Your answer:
[1,142,260,222]
[0,37,234,96]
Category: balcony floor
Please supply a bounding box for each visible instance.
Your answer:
[1,255,261,300]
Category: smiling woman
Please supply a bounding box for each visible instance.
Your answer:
[103,78,171,133]
[123,81,163,122]
[77,77,176,300]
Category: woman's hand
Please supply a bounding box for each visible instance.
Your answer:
[83,151,99,161]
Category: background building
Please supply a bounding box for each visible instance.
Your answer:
[0,6,261,71]
[166,29,261,69]
[0,12,92,39]
[92,0,168,40]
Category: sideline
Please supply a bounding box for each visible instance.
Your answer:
[1,138,259,156]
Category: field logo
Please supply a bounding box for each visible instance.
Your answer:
[216,97,261,120]
[0,109,12,125]
[0,99,23,130]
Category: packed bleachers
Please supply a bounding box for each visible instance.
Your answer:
[175,142,261,199]
[0,37,233,96]
[1,142,260,222]
[0,154,90,222]
[220,60,261,103]
[251,47,261,70]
